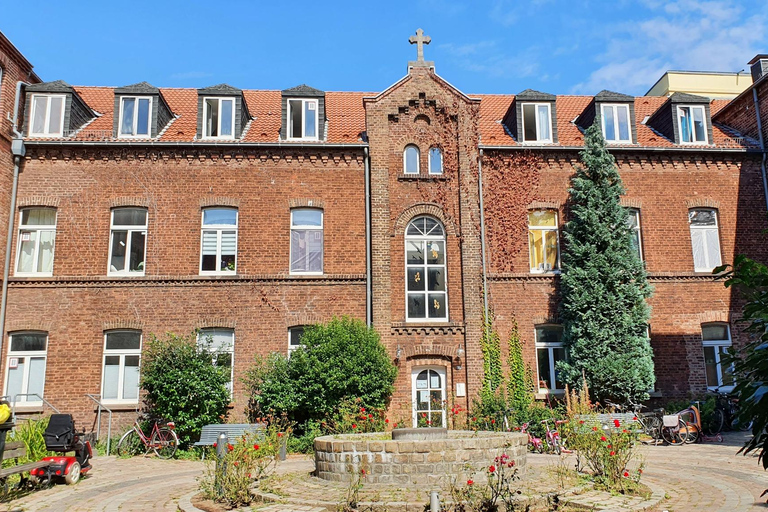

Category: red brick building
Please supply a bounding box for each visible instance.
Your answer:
[1,31,767,432]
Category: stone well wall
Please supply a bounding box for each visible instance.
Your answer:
[314,431,527,485]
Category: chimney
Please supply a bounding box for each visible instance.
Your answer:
[749,54,768,83]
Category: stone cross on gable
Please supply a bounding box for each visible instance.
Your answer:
[408,28,434,69]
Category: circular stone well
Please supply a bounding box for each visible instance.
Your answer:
[314,430,527,485]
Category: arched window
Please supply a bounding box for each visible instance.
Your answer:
[405,216,447,321]
[412,368,446,428]
[428,147,443,174]
[528,210,559,272]
[689,208,721,272]
[404,145,420,174]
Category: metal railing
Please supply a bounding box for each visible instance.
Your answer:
[8,394,60,423]
[85,394,113,456]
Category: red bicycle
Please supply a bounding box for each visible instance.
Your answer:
[116,419,179,459]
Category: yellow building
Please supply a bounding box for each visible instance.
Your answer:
[645,70,752,99]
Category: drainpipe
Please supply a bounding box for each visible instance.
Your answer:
[364,147,372,326]
[1,81,28,351]
[478,149,489,321]
[753,87,768,212]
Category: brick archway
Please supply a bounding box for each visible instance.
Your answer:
[392,203,459,237]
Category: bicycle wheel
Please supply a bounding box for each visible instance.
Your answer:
[703,408,724,436]
[661,423,684,446]
[551,436,562,455]
[117,430,144,457]
[643,416,662,441]
[150,427,178,459]
[680,419,699,444]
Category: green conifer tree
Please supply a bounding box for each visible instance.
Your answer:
[557,121,655,403]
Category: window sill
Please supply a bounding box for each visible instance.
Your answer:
[398,174,448,181]
[289,271,324,276]
[529,270,560,275]
[535,390,564,400]
[97,402,140,411]
[108,272,146,277]
[12,404,45,413]
[14,273,54,278]
[199,272,237,277]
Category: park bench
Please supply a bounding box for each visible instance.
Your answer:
[0,441,51,484]
[575,412,640,430]
[194,423,285,460]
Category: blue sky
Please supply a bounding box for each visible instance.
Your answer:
[5,0,768,96]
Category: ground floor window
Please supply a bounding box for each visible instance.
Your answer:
[288,326,305,356]
[5,332,47,405]
[535,325,566,393]
[702,323,734,390]
[412,367,446,428]
[198,328,234,393]
[102,330,141,403]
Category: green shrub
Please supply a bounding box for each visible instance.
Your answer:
[140,331,231,447]
[3,417,54,466]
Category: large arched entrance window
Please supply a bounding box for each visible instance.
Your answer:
[412,367,446,428]
[405,216,447,321]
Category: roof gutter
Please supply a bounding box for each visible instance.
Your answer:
[752,87,768,212]
[364,147,372,327]
[478,149,489,322]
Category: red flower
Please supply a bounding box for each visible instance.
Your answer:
[489,465,496,473]
[248,473,252,478]
[277,432,283,437]
[579,420,585,424]
[622,429,628,433]
[472,417,477,422]
[467,479,474,486]
[213,442,217,448]
[361,408,366,413]
[254,444,260,451]
[352,424,357,429]
[385,418,390,423]
[613,419,621,428]
[227,443,234,452]
[393,423,398,428]
[491,419,495,424]
[361,469,366,475]
[600,436,607,442]
[368,414,373,419]
[623,471,629,477]
[508,461,514,468]
[639,468,643,474]
[592,426,598,431]
[609,451,615,456]
[633,416,638,421]
[233,461,239,467]
[607,444,612,449]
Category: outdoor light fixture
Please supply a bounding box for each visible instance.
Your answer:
[395,344,403,364]
[455,343,465,370]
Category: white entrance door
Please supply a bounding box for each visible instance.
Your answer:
[412,367,446,428]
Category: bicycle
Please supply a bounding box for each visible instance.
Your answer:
[604,399,663,444]
[519,423,544,453]
[708,390,753,433]
[117,419,179,459]
[541,419,569,455]
[660,413,690,446]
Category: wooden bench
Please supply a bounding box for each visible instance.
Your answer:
[0,441,51,482]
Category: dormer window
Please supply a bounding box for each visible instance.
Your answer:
[118,97,151,137]
[678,105,707,144]
[600,104,631,143]
[522,103,552,143]
[288,99,318,139]
[30,95,65,137]
[203,97,235,139]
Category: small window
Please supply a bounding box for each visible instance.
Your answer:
[200,208,237,274]
[288,326,306,355]
[702,323,734,390]
[521,103,552,143]
[109,208,147,275]
[627,208,643,261]
[16,208,56,276]
[5,332,47,405]
[535,325,565,393]
[601,104,631,143]
[405,216,447,321]
[203,97,235,138]
[404,145,420,174]
[102,331,141,403]
[428,148,443,175]
[30,94,65,137]
[290,209,323,274]
[198,328,234,393]
[528,210,559,273]
[288,99,318,139]
[118,97,152,137]
[678,105,707,144]
[689,209,721,272]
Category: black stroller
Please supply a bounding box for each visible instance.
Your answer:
[30,414,93,485]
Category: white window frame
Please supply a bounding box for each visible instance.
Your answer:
[627,208,644,261]
[290,209,324,275]
[202,97,236,140]
[108,208,147,276]
[428,147,443,175]
[118,96,153,138]
[29,94,66,137]
[405,217,448,322]
[287,98,319,140]
[197,328,235,394]
[535,325,565,394]
[403,145,420,174]
[677,105,708,144]
[4,332,47,406]
[600,103,632,143]
[688,208,722,272]
[701,323,734,391]
[528,210,560,273]
[521,102,552,143]
[101,330,142,404]
[288,326,306,356]
[15,208,56,277]
[411,366,446,428]
[200,208,238,275]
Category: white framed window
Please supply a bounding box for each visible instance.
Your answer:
[702,323,734,390]
[29,94,65,137]
[200,208,237,274]
[521,103,552,143]
[627,208,643,261]
[404,145,420,174]
[5,332,47,405]
[601,104,632,143]
[288,326,306,355]
[118,96,152,137]
[290,209,323,274]
[109,208,147,275]
[102,331,141,403]
[198,328,234,393]
[428,147,443,175]
[16,208,56,276]
[405,216,447,321]
[203,97,235,139]
[287,98,318,140]
[677,105,707,144]
[412,367,446,428]
[528,210,559,273]
[535,325,565,393]
[689,209,721,272]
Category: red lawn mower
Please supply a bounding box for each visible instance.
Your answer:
[30,414,92,485]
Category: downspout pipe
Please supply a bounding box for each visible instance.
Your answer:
[478,149,489,321]
[364,147,372,327]
[753,87,768,212]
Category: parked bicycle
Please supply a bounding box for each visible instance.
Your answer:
[117,419,179,459]
[542,419,568,455]
[519,423,544,453]
[707,390,753,433]
[604,399,663,444]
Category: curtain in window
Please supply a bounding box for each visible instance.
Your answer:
[123,356,140,400]
[17,232,36,273]
[48,97,63,134]
[691,228,721,270]
[537,105,550,141]
[103,355,120,400]
[680,108,691,142]
[32,96,48,134]
[37,231,55,273]
[121,98,135,135]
